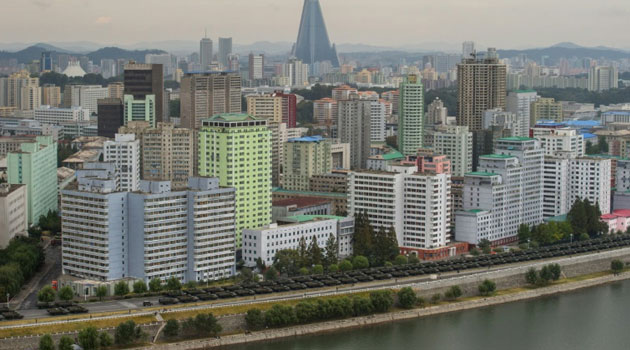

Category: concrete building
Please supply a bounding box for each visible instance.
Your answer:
[589,66,618,92]
[506,90,539,137]
[482,109,521,136]
[248,54,264,81]
[218,37,233,69]
[7,136,58,224]
[119,122,196,189]
[337,98,371,169]
[198,114,272,246]
[310,171,348,193]
[616,159,630,193]
[531,98,563,124]
[97,98,124,138]
[107,82,124,100]
[283,136,332,191]
[267,122,307,187]
[314,98,337,126]
[456,137,543,245]
[272,197,332,222]
[432,125,473,177]
[601,209,630,234]
[20,84,41,111]
[0,184,28,249]
[123,94,155,127]
[398,75,424,155]
[41,84,61,108]
[247,92,297,127]
[0,136,37,157]
[332,85,358,101]
[370,100,387,143]
[34,105,90,125]
[569,157,611,215]
[427,97,448,126]
[200,36,213,70]
[124,63,164,123]
[62,171,236,283]
[457,49,507,132]
[180,72,241,129]
[331,142,351,169]
[542,157,571,219]
[63,85,108,115]
[2,71,39,109]
[532,127,585,157]
[103,134,140,192]
[283,58,309,87]
[242,215,353,267]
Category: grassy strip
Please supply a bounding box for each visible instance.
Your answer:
[0,315,156,339]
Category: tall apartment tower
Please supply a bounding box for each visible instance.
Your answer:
[97,98,124,138]
[119,122,196,189]
[198,114,272,246]
[200,36,213,70]
[283,136,332,191]
[104,134,140,192]
[41,84,61,107]
[247,92,297,128]
[218,37,233,68]
[249,54,265,81]
[123,63,164,124]
[457,48,507,132]
[427,97,448,126]
[506,90,539,136]
[337,98,372,169]
[462,41,475,58]
[433,125,473,177]
[398,74,425,155]
[588,66,618,92]
[4,71,39,109]
[0,184,28,249]
[180,72,242,129]
[7,136,58,224]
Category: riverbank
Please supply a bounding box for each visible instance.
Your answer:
[132,270,630,350]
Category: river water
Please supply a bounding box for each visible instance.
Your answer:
[222,279,630,350]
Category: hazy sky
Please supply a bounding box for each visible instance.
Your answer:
[3,0,630,49]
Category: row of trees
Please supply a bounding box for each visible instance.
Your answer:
[39,320,145,350]
[269,233,340,277]
[525,264,562,286]
[353,212,399,267]
[162,313,222,340]
[0,236,44,298]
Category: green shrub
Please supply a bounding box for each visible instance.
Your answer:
[397,287,417,309]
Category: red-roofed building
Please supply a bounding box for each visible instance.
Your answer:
[601,209,630,233]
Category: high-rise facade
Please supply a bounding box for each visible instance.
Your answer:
[542,157,570,218]
[4,71,39,109]
[398,74,425,155]
[370,100,387,143]
[218,37,233,68]
[180,72,242,129]
[568,158,611,215]
[283,136,332,191]
[531,98,563,123]
[337,98,371,169]
[248,54,264,81]
[41,84,61,107]
[588,66,618,92]
[200,36,213,70]
[97,98,124,138]
[7,136,58,224]
[123,94,156,126]
[64,84,109,115]
[20,84,41,111]
[293,0,340,67]
[246,92,297,128]
[0,184,28,249]
[462,41,475,58]
[427,97,448,126]
[433,125,473,177]
[457,49,507,132]
[198,114,272,246]
[506,90,539,136]
[104,134,140,192]
[532,127,584,158]
[124,63,164,123]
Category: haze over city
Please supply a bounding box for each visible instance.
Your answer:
[3,0,630,50]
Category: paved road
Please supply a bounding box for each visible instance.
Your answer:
[18,245,62,310]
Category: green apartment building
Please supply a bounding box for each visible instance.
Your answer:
[283,136,331,191]
[198,114,272,246]
[7,136,58,224]
[124,94,156,127]
[398,74,425,156]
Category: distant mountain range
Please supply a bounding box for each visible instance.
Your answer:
[0,44,166,65]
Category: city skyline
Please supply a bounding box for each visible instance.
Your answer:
[2,0,630,51]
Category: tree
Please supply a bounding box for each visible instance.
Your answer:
[328,264,339,273]
[308,236,323,266]
[184,281,197,290]
[431,294,441,304]
[95,285,108,301]
[255,257,266,272]
[264,305,296,328]
[115,320,143,346]
[296,100,314,124]
[245,309,265,331]
[239,267,254,283]
[58,285,74,301]
[295,300,319,324]
[297,237,308,267]
[370,290,394,312]
[323,234,338,267]
[192,313,222,336]
[478,280,497,296]
[339,260,353,272]
[394,255,408,266]
[166,277,182,291]
[273,249,301,276]
[478,239,492,255]
[264,266,279,281]
[568,199,587,236]
[99,331,113,348]
[371,226,399,266]
[78,327,99,350]
[538,266,553,286]
[352,256,369,270]
[525,268,539,285]
[39,334,54,350]
[312,264,324,275]
[38,286,55,303]
[163,319,180,338]
[444,286,462,301]
[518,224,531,244]
[352,212,374,258]
[114,281,130,296]
[149,278,162,292]
[299,267,309,276]
[408,255,420,265]
[132,281,147,294]
[57,336,75,350]
[549,264,562,281]
[611,259,624,275]
[352,296,374,316]
[397,287,417,309]
[470,248,481,256]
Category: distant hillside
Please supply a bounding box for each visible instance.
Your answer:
[0,45,53,63]
[0,44,166,64]
[86,47,166,63]
[497,46,630,61]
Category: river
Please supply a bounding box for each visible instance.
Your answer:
[222,279,630,350]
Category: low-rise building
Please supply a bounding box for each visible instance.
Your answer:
[601,209,630,234]
[272,197,332,222]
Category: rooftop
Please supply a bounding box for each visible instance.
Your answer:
[205,114,261,122]
[383,148,404,160]
[499,136,536,142]
[285,215,346,223]
[466,209,487,214]
[482,154,517,159]
[272,187,347,199]
[272,197,331,209]
[466,171,499,177]
[288,136,326,143]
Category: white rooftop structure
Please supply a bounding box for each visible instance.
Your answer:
[62,61,86,78]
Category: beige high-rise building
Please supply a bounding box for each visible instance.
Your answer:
[314,98,337,125]
[268,122,307,187]
[283,136,332,191]
[457,48,507,131]
[41,84,61,107]
[108,82,124,99]
[247,95,283,123]
[119,122,196,188]
[337,98,372,169]
[531,98,563,124]
[180,72,241,129]
[6,71,39,109]
[0,184,28,249]
[20,85,41,110]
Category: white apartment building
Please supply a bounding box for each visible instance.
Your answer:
[34,106,90,125]
[0,184,28,249]
[568,157,611,215]
[482,109,521,137]
[456,137,543,245]
[62,167,236,283]
[370,100,386,143]
[65,85,109,115]
[542,157,570,218]
[242,216,354,267]
[433,125,473,177]
[532,127,584,157]
[506,90,539,137]
[616,159,630,193]
[103,134,140,192]
[348,165,451,254]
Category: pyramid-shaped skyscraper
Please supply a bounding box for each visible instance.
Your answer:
[293,0,340,67]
